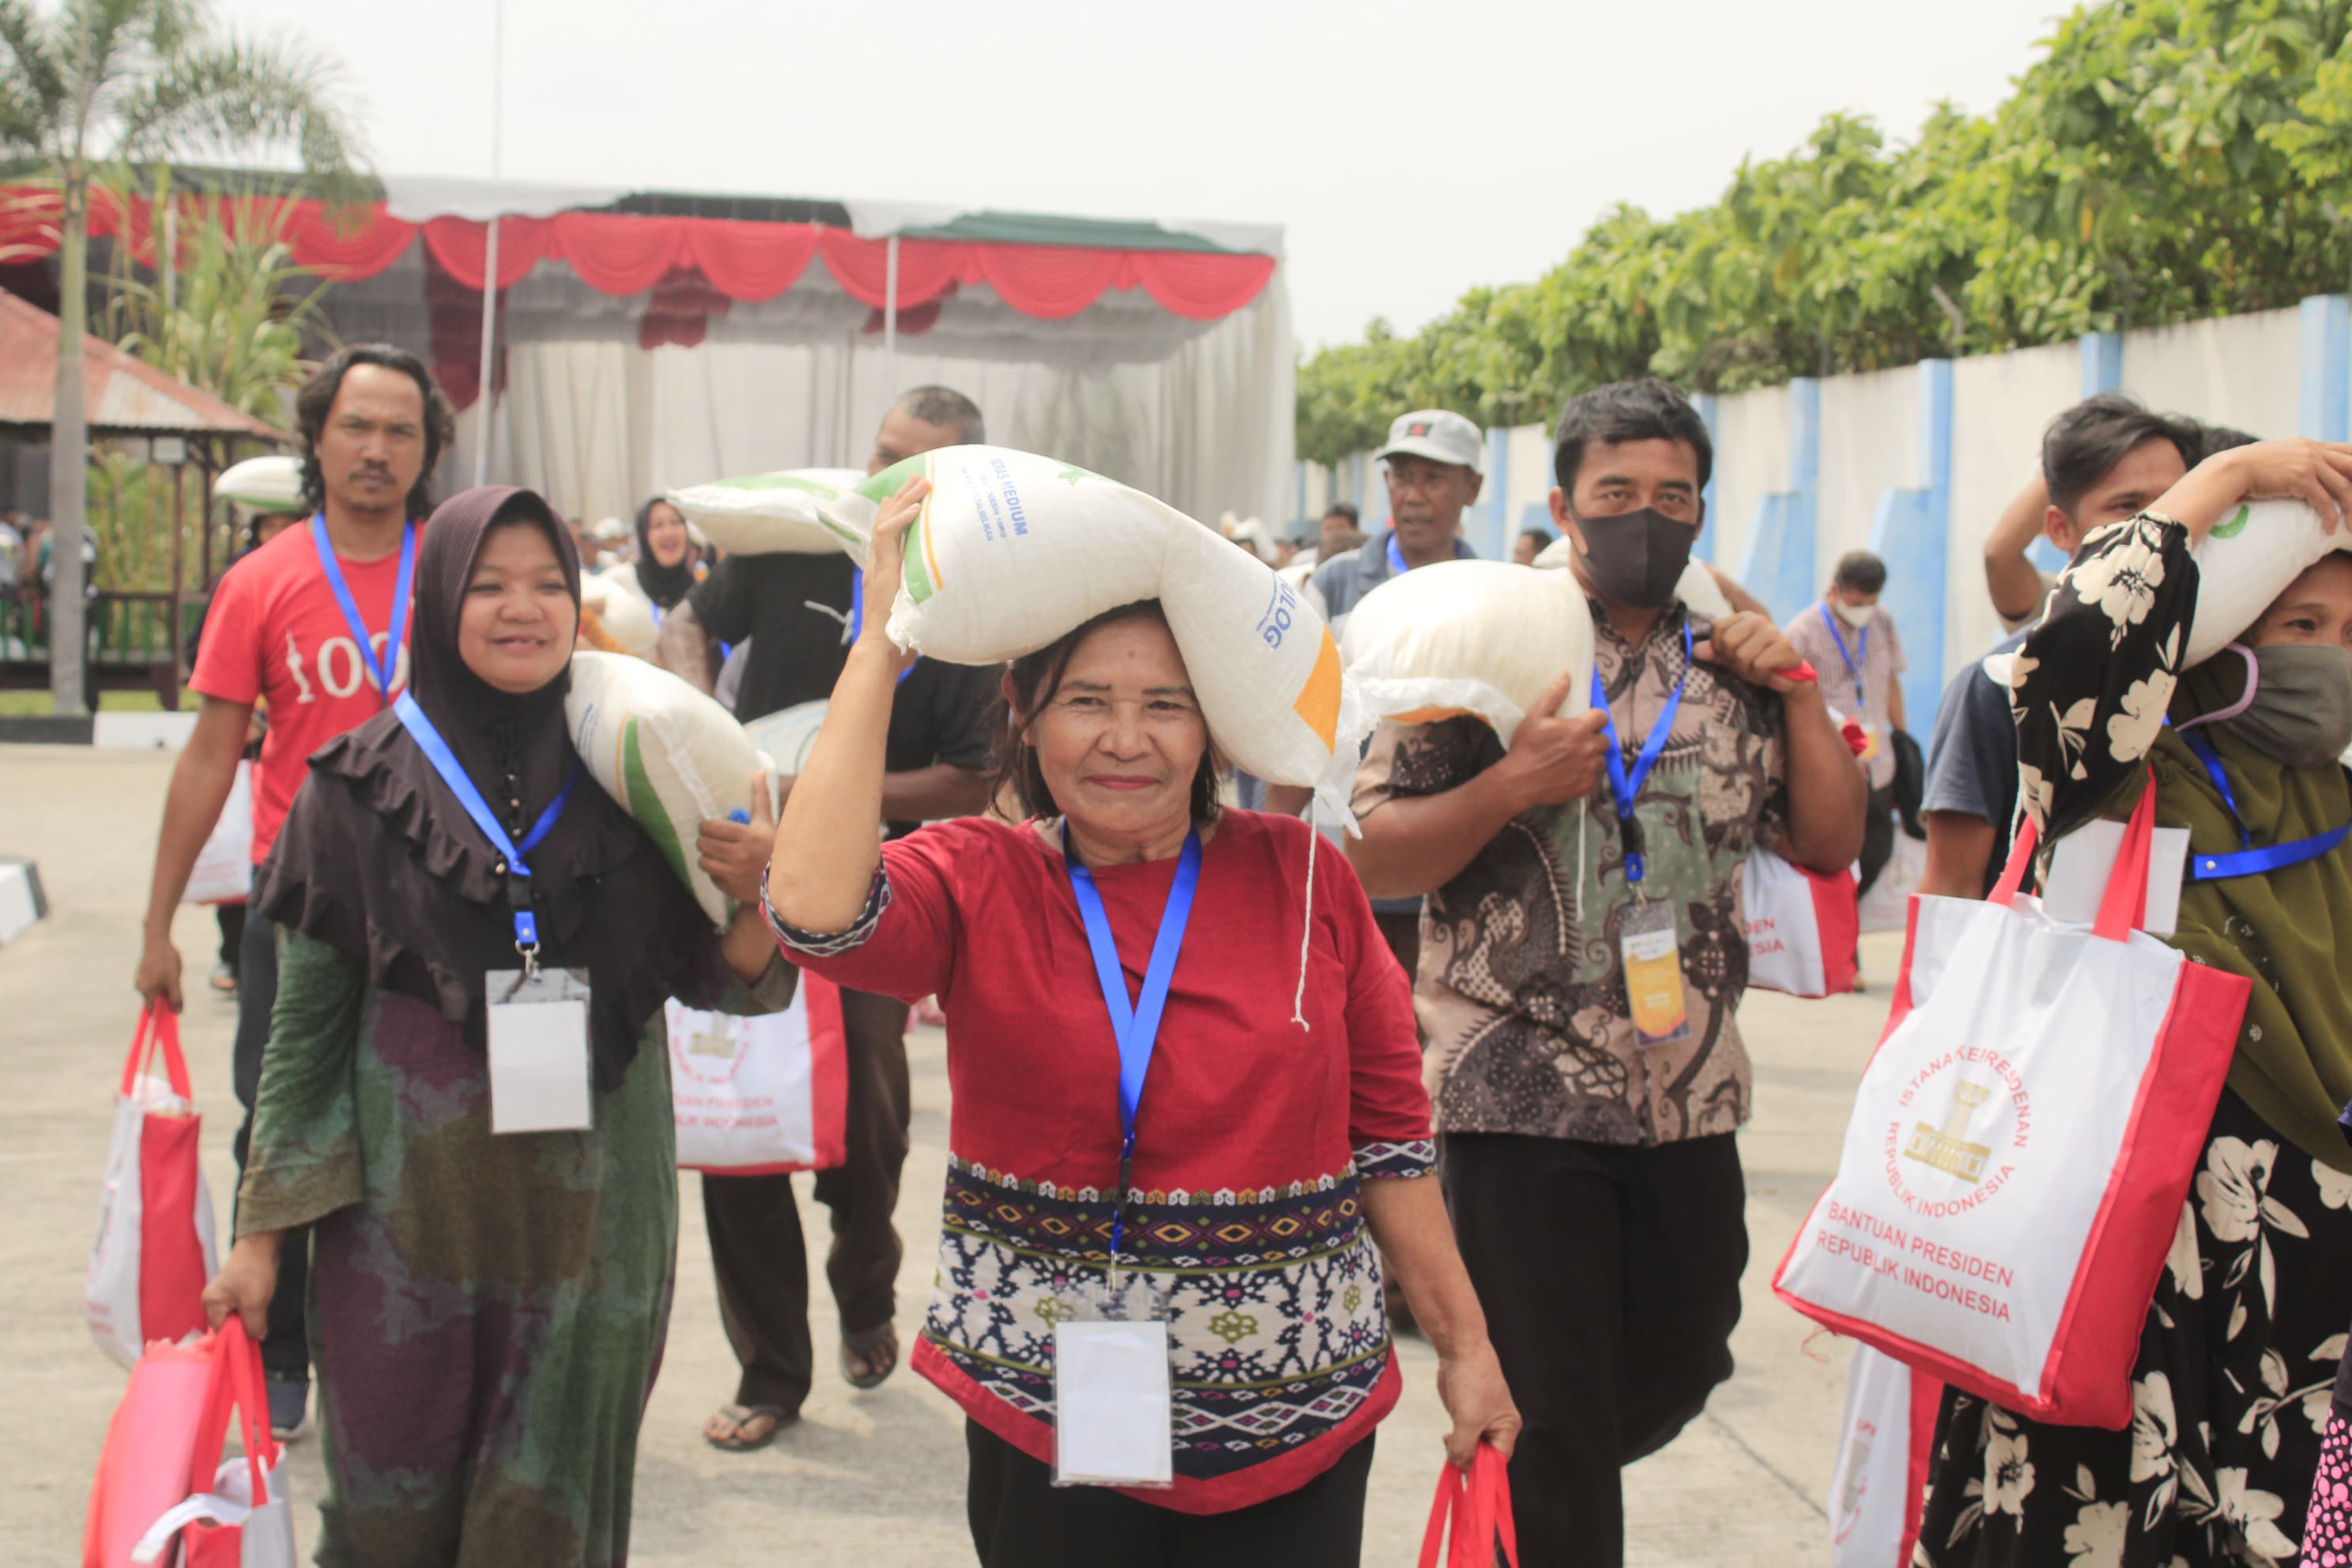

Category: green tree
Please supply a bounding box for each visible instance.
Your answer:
[1294,0,2352,468]
[0,0,363,712]
[98,171,337,422]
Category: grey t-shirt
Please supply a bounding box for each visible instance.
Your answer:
[1922,627,2030,895]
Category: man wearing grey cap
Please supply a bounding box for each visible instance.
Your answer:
[1304,409,1484,631]
[1280,408,1487,982]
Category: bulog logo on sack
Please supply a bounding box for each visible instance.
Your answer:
[1884,1046,2031,1216]
[669,1012,748,1087]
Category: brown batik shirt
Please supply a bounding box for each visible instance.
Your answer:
[1351,599,1789,1146]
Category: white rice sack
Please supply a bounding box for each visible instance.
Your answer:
[566,651,770,925]
[2180,499,2352,665]
[1340,560,1594,744]
[580,572,659,657]
[743,699,829,775]
[666,468,867,556]
[820,447,1368,816]
[213,454,303,517]
[1532,536,1732,619]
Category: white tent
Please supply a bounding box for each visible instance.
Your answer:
[309,175,1295,527]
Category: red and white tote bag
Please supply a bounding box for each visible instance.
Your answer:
[1743,845,1860,997]
[1773,778,2250,1428]
[669,971,847,1175]
[86,1003,219,1370]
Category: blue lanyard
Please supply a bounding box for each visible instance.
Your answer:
[393,692,579,953]
[1817,601,1868,709]
[1589,620,1694,885]
[846,568,915,684]
[1064,824,1202,1267]
[2177,727,2351,880]
[308,515,416,706]
[1384,530,1463,577]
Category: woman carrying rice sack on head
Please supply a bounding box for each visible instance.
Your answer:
[761,478,1517,1565]
[200,487,791,1567]
[1915,439,2352,1568]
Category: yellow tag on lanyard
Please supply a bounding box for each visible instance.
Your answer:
[1619,900,1691,1048]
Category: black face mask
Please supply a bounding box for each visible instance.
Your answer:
[1570,508,1697,609]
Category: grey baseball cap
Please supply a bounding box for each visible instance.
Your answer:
[1374,409,1484,474]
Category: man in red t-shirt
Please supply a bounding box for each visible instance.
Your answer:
[134,344,456,1438]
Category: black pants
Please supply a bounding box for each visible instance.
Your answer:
[1371,906,1423,991]
[963,1421,1374,1568]
[230,876,309,1380]
[701,986,911,1412]
[1856,782,1898,901]
[1441,1131,1748,1568]
[214,903,244,970]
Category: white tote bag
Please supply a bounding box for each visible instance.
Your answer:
[88,1004,220,1370]
[1773,780,2249,1427]
[183,762,251,906]
[1828,1346,1941,1568]
[670,971,846,1174]
[1743,846,1860,997]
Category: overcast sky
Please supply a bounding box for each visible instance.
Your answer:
[215,0,2073,350]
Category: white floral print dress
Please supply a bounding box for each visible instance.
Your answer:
[1914,512,2352,1568]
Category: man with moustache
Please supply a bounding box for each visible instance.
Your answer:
[134,345,456,1438]
[1344,379,1865,1566]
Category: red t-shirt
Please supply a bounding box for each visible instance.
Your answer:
[190,523,416,863]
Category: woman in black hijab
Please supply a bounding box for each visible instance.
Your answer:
[620,494,703,613]
[202,486,787,1567]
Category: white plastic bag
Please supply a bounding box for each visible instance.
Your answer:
[741,699,829,777]
[820,447,1366,814]
[183,763,251,906]
[87,1005,219,1371]
[670,974,846,1174]
[1856,832,1924,936]
[566,651,770,925]
[1827,1347,1939,1568]
[667,467,867,556]
[1340,559,1592,743]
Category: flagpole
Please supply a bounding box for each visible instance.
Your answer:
[472,0,505,487]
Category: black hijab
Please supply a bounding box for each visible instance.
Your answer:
[257,485,727,1090]
[631,496,698,610]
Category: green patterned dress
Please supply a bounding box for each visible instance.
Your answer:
[239,930,790,1566]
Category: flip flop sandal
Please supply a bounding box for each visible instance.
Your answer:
[840,1324,899,1391]
[704,1403,793,1453]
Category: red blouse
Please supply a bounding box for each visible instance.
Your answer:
[771,809,1434,1513]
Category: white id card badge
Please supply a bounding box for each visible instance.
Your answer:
[485,967,593,1134]
[1052,1284,1174,1488]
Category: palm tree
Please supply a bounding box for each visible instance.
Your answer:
[0,0,365,713]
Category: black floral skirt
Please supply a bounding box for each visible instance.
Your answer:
[1917,1091,2352,1568]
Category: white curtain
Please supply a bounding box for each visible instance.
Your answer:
[444,256,1294,530]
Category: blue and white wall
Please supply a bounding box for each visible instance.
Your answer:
[1299,295,2352,726]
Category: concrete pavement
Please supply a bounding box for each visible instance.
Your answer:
[0,741,1898,1565]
